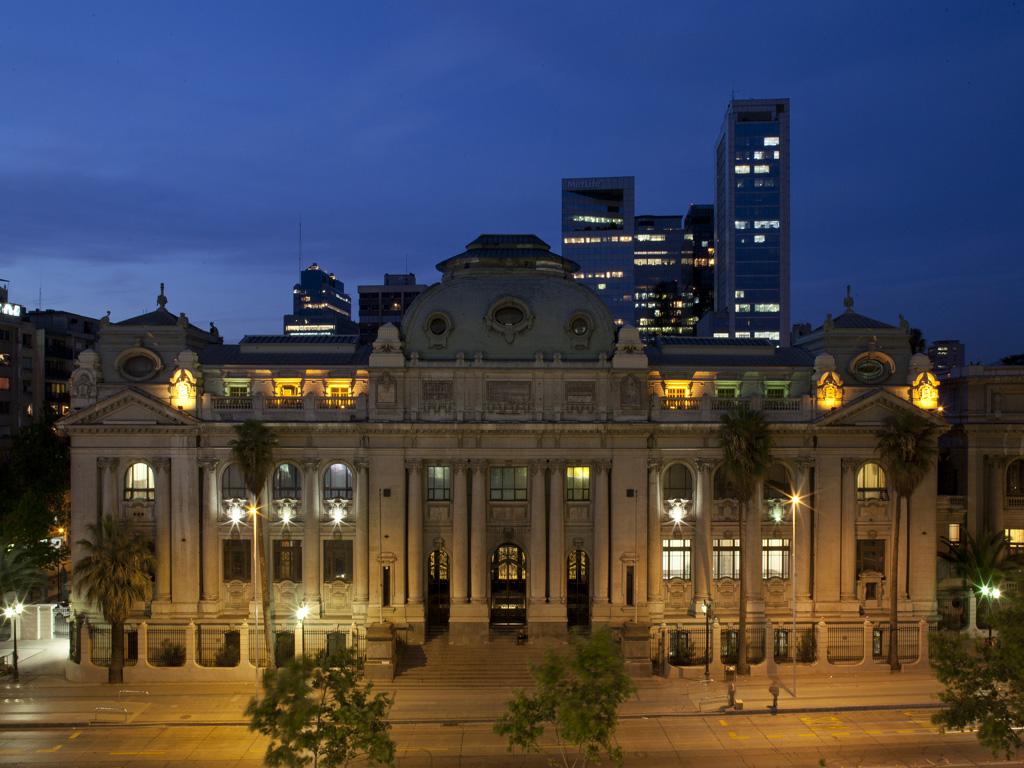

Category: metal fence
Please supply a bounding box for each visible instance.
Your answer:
[871,622,919,662]
[69,618,81,663]
[302,624,361,659]
[146,624,188,667]
[720,623,767,665]
[937,591,969,631]
[196,625,241,667]
[826,622,864,664]
[248,624,295,667]
[773,623,817,663]
[667,625,711,667]
[53,607,71,638]
[89,624,139,667]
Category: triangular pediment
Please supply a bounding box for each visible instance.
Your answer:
[60,387,198,429]
[815,388,946,428]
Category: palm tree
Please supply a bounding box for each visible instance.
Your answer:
[74,517,155,683]
[231,420,278,668]
[875,411,939,671]
[939,529,1019,632]
[0,542,46,602]
[718,405,773,675]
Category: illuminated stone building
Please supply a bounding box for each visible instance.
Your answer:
[62,235,947,677]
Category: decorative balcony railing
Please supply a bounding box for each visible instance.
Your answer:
[316,396,357,410]
[761,396,802,412]
[711,397,742,411]
[266,396,304,410]
[661,396,700,411]
[212,396,253,410]
[1008,495,1024,508]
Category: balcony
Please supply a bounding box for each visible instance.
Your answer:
[316,396,357,410]
[661,396,700,411]
[211,396,253,411]
[205,393,367,422]
[1008,495,1024,509]
[266,396,304,410]
[762,396,802,412]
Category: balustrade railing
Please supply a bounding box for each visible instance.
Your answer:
[266,396,304,410]
[762,396,802,412]
[661,396,700,411]
[212,396,253,410]
[316,396,357,410]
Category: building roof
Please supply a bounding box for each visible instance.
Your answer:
[647,343,814,368]
[435,234,580,274]
[197,345,368,367]
[114,284,213,335]
[240,334,359,345]
[810,288,896,332]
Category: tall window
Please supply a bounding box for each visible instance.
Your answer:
[273,463,302,500]
[1007,460,1024,498]
[222,539,251,581]
[762,537,790,579]
[426,465,451,501]
[663,464,694,501]
[323,540,353,582]
[490,466,528,501]
[856,539,886,575]
[323,463,353,500]
[857,462,888,501]
[566,466,590,501]
[273,540,302,582]
[123,462,155,501]
[662,539,691,580]
[713,538,741,580]
[221,464,247,501]
[1005,529,1024,554]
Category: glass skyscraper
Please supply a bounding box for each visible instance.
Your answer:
[561,176,636,326]
[705,98,790,344]
[632,214,692,342]
[283,263,356,336]
[682,204,715,330]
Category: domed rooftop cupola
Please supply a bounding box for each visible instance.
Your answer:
[402,234,617,362]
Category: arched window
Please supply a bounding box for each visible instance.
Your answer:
[663,464,694,501]
[857,462,888,501]
[763,462,792,500]
[273,463,302,500]
[1008,459,1024,499]
[714,467,739,500]
[124,462,155,501]
[221,464,248,501]
[323,463,353,500]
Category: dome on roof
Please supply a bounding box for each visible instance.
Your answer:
[403,234,615,361]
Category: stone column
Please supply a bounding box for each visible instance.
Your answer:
[647,460,663,609]
[529,461,547,604]
[302,460,322,613]
[451,461,469,603]
[840,458,858,601]
[692,459,714,611]
[743,480,764,615]
[354,460,369,606]
[470,460,487,604]
[794,458,814,602]
[153,458,172,601]
[988,456,1006,535]
[200,459,221,605]
[406,460,424,605]
[99,457,120,521]
[592,461,610,605]
[549,463,565,605]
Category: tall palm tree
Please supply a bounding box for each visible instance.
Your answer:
[939,529,1019,631]
[875,411,939,672]
[718,405,773,675]
[75,517,155,683]
[231,420,278,668]
[0,542,46,602]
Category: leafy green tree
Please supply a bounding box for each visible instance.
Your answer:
[875,411,939,671]
[717,404,773,675]
[74,516,155,683]
[231,419,278,668]
[247,648,395,768]
[495,628,635,768]
[933,594,1024,758]
[0,542,46,601]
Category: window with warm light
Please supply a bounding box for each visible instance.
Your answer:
[275,380,302,397]
[566,466,590,501]
[663,538,691,580]
[857,463,888,501]
[1005,528,1024,554]
[123,462,155,501]
[323,463,353,500]
[947,523,961,544]
[762,538,790,579]
[713,538,741,579]
[273,540,302,582]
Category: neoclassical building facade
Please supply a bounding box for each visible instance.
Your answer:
[62,235,948,650]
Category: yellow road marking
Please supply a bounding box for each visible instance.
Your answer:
[69,730,81,740]
[728,731,749,740]
[718,719,728,726]
[37,745,62,753]
[866,729,883,735]
[110,751,165,756]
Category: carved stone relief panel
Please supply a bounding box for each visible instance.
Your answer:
[488,504,529,525]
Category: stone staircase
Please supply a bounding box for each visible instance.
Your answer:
[396,629,550,687]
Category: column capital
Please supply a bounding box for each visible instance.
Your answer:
[451,459,469,473]
[647,458,662,474]
[841,457,860,474]
[547,459,566,472]
[987,454,1009,469]
[591,459,612,473]
[97,456,120,471]
[405,458,423,472]
[528,459,546,474]
[793,456,815,472]
[353,458,369,472]
[301,458,320,473]
[695,457,716,474]
[199,457,220,472]
[468,459,488,473]
[152,457,171,472]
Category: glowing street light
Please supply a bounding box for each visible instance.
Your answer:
[666,498,688,525]
[295,604,310,623]
[3,602,24,683]
[978,582,1002,641]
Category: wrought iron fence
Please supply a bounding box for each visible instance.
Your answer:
[302,624,359,659]
[196,625,241,667]
[53,606,71,638]
[249,625,296,667]
[667,625,710,667]
[871,622,919,662]
[147,624,188,667]
[937,590,969,631]
[720,623,767,665]
[89,624,139,667]
[69,618,81,663]
[772,623,817,663]
[826,622,864,664]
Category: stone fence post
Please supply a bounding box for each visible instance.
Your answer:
[863,619,873,665]
[137,622,150,666]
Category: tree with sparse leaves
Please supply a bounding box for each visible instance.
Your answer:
[495,629,635,768]
[933,593,1024,758]
[247,647,395,768]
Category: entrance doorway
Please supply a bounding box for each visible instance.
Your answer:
[567,549,590,628]
[426,549,450,629]
[490,543,527,625]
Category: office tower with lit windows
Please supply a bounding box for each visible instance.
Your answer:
[632,214,691,342]
[928,339,965,376]
[561,176,636,326]
[682,204,715,328]
[283,262,357,336]
[357,273,429,344]
[700,98,790,344]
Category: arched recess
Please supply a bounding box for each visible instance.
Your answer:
[566,550,590,628]
[490,543,527,626]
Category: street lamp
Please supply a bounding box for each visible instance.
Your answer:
[249,502,262,677]
[978,583,1002,641]
[3,602,24,683]
[295,603,310,623]
[789,493,800,698]
[701,599,713,680]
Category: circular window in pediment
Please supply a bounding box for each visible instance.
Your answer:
[849,352,895,384]
[494,305,525,327]
[116,347,163,382]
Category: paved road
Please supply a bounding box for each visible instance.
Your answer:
[0,708,1014,767]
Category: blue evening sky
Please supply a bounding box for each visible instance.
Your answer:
[1,2,1021,361]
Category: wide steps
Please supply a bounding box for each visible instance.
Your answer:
[397,634,550,687]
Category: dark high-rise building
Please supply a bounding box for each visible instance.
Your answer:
[632,214,691,341]
[682,204,715,328]
[26,309,100,417]
[283,263,357,336]
[928,339,965,375]
[700,98,790,344]
[358,273,428,344]
[561,176,636,326]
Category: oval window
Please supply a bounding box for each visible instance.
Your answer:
[429,316,448,335]
[122,355,155,379]
[570,316,589,336]
[854,357,888,383]
[494,305,525,326]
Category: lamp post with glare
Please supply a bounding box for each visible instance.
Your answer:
[3,602,24,683]
[789,494,799,697]
[979,583,1002,642]
[701,599,712,680]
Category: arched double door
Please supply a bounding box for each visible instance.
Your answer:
[567,549,591,628]
[426,549,450,629]
[490,543,527,625]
